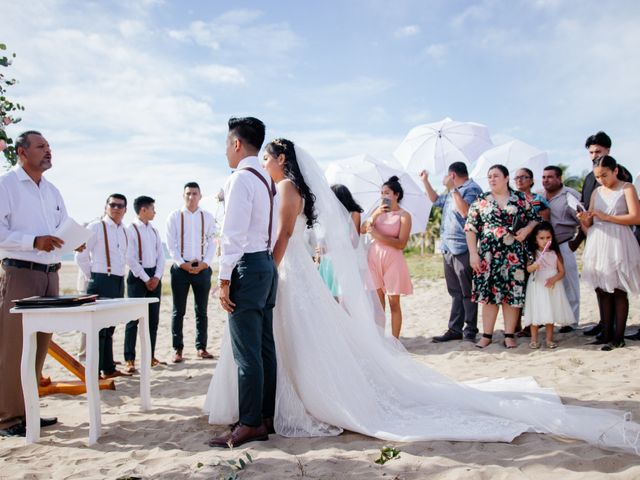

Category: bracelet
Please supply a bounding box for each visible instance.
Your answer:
[218,279,230,287]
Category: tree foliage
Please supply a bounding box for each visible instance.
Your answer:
[0,43,25,167]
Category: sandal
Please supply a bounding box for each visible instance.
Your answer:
[529,341,540,349]
[546,341,558,349]
[475,333,493,349]
[503,333,517,349]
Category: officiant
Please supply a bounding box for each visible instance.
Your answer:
[0,131,70,437]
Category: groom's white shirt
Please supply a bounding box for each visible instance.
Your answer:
[218,155,277,280]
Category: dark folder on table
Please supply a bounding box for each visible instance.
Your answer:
[12,294,99,309]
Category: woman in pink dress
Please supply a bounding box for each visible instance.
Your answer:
[364,176,413,338]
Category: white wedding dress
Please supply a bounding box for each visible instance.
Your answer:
[204,146,640,454]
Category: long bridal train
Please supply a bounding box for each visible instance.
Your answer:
[204,145,640,456]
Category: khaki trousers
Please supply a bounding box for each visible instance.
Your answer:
[0,264,58,429]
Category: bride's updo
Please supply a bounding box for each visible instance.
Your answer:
[266,138,317,228]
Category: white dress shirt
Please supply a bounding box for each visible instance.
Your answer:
[126,219,165,282]
[166,207,216,266]
[75,215,129,278]
[0,165,68,264]
[218,156,277,280]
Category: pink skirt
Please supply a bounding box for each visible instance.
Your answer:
[367,242,413,295]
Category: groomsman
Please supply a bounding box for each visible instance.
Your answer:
[0,131,68,437]
[166,183,216,363]
[123,196,165,373]
[76,194,132,378]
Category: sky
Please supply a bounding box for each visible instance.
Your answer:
[3,0,640,237]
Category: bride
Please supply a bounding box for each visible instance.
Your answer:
[204,138,640,455]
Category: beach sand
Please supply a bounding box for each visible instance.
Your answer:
[1,262,639,479]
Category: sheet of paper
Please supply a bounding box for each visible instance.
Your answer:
[566,194,584,212]
[52,217,94,255]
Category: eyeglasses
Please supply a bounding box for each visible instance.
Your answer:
[107,203,126,209]
[513,176,532,182]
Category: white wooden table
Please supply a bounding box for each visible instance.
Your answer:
[12,298,158,445]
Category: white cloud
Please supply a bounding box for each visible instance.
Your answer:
[167,11,300,59]
[193,64,246,84]
[451,1,494,28]
[217,8,263,25]
[403,111,432,125]
[118,19,148,38]
[423,43,447,61]
[394,25,420,38]
[288,128,402,165]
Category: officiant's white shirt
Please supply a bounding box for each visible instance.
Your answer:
[0,165,68,264]
[219,156,277,280]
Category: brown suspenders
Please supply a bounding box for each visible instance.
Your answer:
[241,167,276,250]
[101,221,112,275]
[101,220,127,275]
[133,223,159,265]
[180,210,205,261]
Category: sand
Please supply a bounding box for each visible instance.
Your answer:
[1,262,639,479]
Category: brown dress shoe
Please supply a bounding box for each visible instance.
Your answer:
[173,350,183,363]
[101,369,133,379]
[197,349,214,359]
[151,357,167,367]
[124,360,136,373]
[263,417,275,434]
[208,424,268,448]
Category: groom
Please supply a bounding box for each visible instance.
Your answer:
[209,117,278,448]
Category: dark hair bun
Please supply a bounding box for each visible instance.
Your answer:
[388,175,400,183]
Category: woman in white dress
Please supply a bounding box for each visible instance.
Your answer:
[204,140,640,455]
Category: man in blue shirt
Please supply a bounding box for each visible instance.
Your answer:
[420,162,483,342]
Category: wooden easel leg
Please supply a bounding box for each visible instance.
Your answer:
[39,340,115,397]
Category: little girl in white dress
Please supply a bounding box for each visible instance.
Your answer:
[523,222,574,349]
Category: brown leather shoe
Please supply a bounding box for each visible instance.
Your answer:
[263,417,275,434]
[208,424,268,448]
[151,357,167,367]
[173,350,183,363]
[101,369,133,379]
[197,349,214,359]
[124,360,136,373]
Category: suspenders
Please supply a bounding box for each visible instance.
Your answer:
[240,167,276,250]
[132,223,158,264]
[180,210,205,261]
[101,220,127,275]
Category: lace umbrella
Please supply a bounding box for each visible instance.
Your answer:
[325,154,432,234]
[470,139,549,192]
[394,117,493,179]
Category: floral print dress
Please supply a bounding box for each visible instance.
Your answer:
[464,190,539,306]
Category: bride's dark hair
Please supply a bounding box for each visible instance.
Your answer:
[266,138,317,228]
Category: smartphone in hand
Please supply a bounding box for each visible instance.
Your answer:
[382,198,392,209]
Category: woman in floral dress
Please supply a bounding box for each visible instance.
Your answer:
[465,164,539,348]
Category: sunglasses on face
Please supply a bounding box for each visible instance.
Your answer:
[514,176,532,182]
[107,203,126,209]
